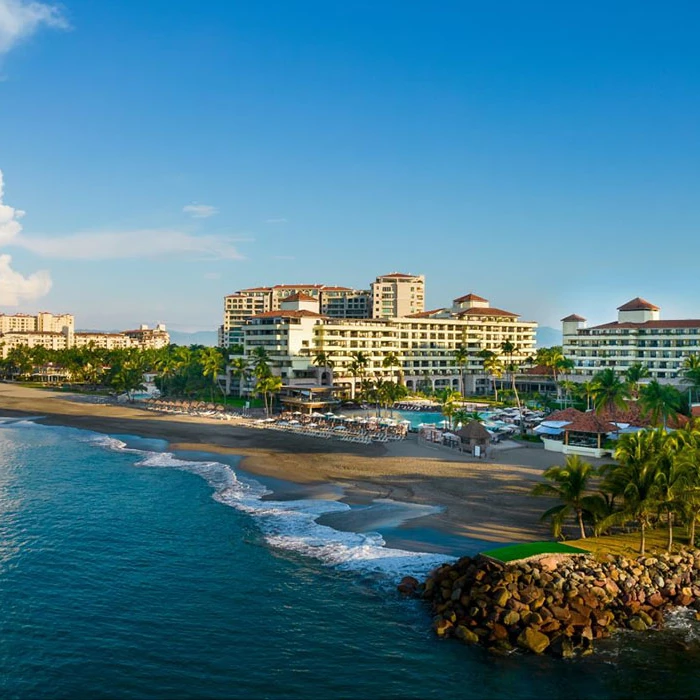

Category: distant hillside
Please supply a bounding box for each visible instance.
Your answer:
[168,330,218,347]
[535,326,562,348]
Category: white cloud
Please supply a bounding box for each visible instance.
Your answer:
[183,203,218,219]
[14,228,246,260]
[265,218,288,224]
[0,252,51,304]
[0,169,52,305]
[0,0,69,56]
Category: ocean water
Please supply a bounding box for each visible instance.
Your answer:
[1,419,700,700]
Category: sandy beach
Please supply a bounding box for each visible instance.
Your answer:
[0,383,580,543]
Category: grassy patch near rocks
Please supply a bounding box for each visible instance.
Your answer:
[569,528,694,559]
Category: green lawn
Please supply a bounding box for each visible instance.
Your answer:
[480,541,588,563]
[568,528,694,559]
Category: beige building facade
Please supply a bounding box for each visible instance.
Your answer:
[0,313,169,357]
[232,293,536,396]
[562,297,700,383]
[370,272,425,319]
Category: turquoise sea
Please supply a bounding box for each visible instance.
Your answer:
[1,418,699,700]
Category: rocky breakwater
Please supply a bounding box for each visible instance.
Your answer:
[398,549,700,657]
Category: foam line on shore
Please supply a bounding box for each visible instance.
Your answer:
[1,420,453,581]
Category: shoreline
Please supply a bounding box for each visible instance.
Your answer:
[0,383,563,543]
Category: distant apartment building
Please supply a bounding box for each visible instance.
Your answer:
[562,297,700,383]
[370,272,425,319]
[0,311,74,334]
[232,292,536,396]
[0,312,169,358]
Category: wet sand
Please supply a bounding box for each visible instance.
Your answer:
[0,383,582,543]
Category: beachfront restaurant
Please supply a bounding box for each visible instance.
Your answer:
[536,411,616,458]
[278,386,341,414]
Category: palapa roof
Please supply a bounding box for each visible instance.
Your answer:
[457,420,491,441]
[617,297,660,312]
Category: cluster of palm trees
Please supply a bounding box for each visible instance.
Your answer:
[0,343,228,403]
[228,347,282,415]
[532,424,700,554]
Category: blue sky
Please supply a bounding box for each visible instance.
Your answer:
[1,0,699,332]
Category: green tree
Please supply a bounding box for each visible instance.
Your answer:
[229,356,249,398]
[591,368,631,416]
[255,374,283,416]
[531,455,597,539]
[639,380,681,430]
[251,346,272,379]
[382,351,404,385]
[681,354,700,403]
[479,349,502,402]
[199,347,225,402]
[625,363,650,398]
[454,345,470,398]
[600,431,662,555]
[437,388,462,429]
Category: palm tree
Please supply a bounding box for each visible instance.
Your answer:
[638,380,681,430]
[531,455,597,539]
[454,345,470,397]
[382,351,404,385]
[199,347,225,402]
[590,368,631,416]
[653,430,691,551]
[229,356,249,398]
[681,353,700,403]
[313,351,334,370]
[436,388,462,429]
[676,441,700,546]
[501,338,522,427]
[625,363,650,398]
[255,375,283,416]
[600,431,662,555]
[479,349,502,401]
[576,380,595,411]
[251,346,272,379]
[349,351,369,400]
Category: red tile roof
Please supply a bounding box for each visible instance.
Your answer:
[453,293,488,303]
[589,320,700,330]
[405,308,447,318]
[456,307,519,318]
[565,414,617,434]
[237,287,272,292]
[273,284,323,289]
[561,314,587,322]
[320,286,353,291]
[281,292,318,302]
[546,408,584,422]
[377,272,417,278]
[250,310,325,320]
[523,364,555,376]
[617,297,660,312]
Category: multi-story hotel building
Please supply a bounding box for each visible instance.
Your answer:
[562,297,700,383]
[233,291,536,396]
[222,283,373,347]
[370,272,425,319]
[0,312,169,357]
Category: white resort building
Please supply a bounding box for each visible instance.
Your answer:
[229,291,536,397]
[562,297,700,384]
[220,271,425,348]
[0,312,170,357]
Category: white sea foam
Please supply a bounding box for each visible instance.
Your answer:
[85,436,454,581]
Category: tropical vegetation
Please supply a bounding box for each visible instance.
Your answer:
[531,425,700,554]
